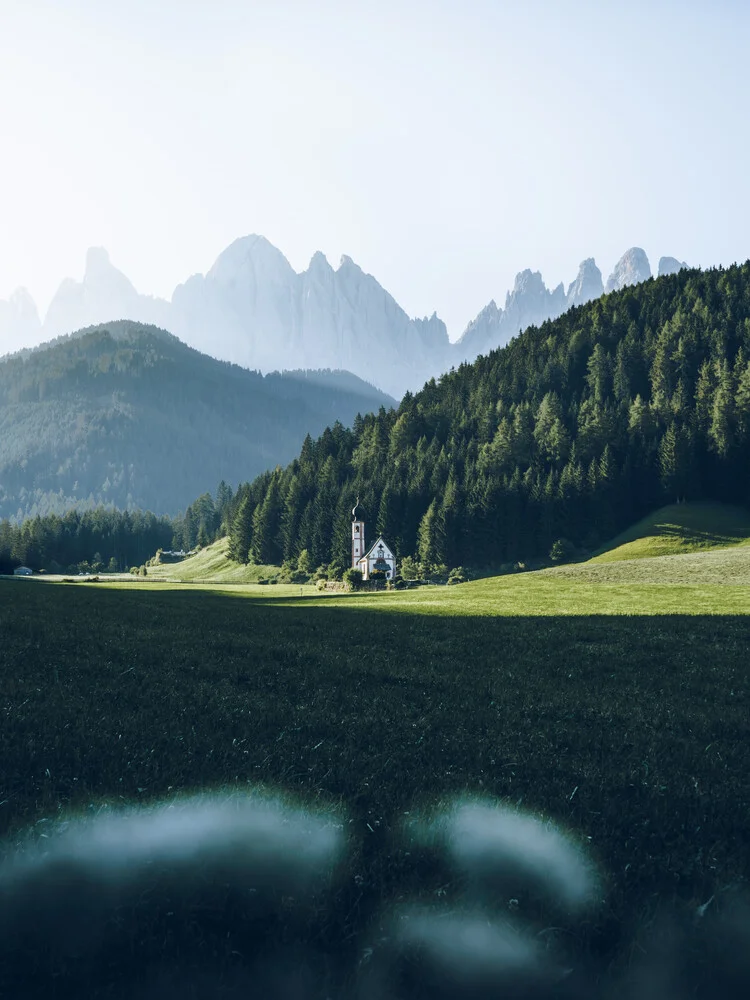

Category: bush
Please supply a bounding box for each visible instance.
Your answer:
[343,568,363,590]
[140,566,148,577]
[315,578,327,591]
[549,538,576,563]
[447,566,468,585]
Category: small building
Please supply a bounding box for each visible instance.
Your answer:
[13,566,32,576]
[358,536,397,582]
[351,499,397,581]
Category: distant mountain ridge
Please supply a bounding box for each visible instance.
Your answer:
[1,239,688,396]
[0,320,394,520]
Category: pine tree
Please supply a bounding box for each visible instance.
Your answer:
[417,499,446,570]
[659,424,690,502]
[252,473,283,565]
[533,392,570,468]
[709,357,735,458]
[229,497,253,563]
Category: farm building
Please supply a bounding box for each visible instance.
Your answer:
[13,566,32,576]
[351,500,397,581]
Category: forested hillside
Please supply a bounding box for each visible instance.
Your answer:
[0,322,393,520]
[226,263,750,572]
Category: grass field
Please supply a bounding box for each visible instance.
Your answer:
[2,528,750,995]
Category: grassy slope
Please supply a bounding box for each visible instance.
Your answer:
[590,501,750,562]
[144,538,282,584]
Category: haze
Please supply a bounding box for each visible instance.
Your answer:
[0,0,747,337]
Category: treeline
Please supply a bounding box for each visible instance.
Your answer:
[0,508,174,575]
[0,484,235,576]
[223,262,750,572]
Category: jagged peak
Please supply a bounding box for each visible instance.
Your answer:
[308,250,332,271]
[85,246,112,275]
[338,254,359,272]
[605,247,652,293]
[207,234,294,283]
[475,299,501,318]
[658,256,689,277]
[7,287,37,308]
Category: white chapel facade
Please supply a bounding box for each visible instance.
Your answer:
[351,499,397,581]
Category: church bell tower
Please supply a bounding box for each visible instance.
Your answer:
[352,497,365,569]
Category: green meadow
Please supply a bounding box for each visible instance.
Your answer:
[3,515,750,985]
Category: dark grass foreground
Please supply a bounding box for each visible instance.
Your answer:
[1,581,749,997]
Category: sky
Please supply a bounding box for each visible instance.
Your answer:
[0,0,748,339]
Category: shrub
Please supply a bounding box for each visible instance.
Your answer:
[447,566,468,585]
[315,578,327,591]
[343,568,363,590]
[549,538,576,563]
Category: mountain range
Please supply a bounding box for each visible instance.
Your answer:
[0,239,688,397]
[0,321,393,520]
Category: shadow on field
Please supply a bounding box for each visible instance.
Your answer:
[2,581,750,997]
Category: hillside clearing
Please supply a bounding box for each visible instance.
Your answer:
[590,501,750,562]
[144,538,281,584]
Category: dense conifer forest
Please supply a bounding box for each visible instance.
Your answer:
[224,263,750,573]
[0,489,234,574]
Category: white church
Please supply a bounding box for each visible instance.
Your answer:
[351,499,397,581]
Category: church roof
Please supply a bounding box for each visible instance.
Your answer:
[362,535,394,560]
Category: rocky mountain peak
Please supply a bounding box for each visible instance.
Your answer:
[0,287,42,356]
[338,254,360,272]
[567,258,604,308]
[605,248,652,294]
[658,256,689,277]
[85,246,112,276]
[507,269,546,301]
[207,235,294,286]
[308,251,332,272]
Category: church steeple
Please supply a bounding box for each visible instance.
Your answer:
[351,496,365,568]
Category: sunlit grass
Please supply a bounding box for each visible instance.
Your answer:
[590,501,750,562]
[142,537,280,584]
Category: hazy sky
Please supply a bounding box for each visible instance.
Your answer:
[1,0,748,338]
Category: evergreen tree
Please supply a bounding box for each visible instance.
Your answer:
[417,499,446,570]
[229,496,253,563]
